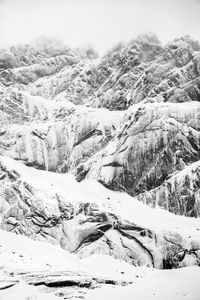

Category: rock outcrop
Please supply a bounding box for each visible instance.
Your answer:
[76,102,200,202]
[136,161,200,217]
[0,156,200,270]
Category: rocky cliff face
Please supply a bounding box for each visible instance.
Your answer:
[1,34,200,217]
[0,34,200,278]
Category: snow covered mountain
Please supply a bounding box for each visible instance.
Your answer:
[0,34,200,299]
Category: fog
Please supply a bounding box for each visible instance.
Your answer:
[0,0,200,54]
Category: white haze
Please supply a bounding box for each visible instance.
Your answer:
[0,0,200,54]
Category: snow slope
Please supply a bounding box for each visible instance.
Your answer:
[85,266,200,300]
[0,228,200,300]
[1,155,200,237]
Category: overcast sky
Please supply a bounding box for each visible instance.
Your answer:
[0,0,200,54]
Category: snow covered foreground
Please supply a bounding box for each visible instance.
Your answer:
[85,266,200,300]
[0,229,200,300]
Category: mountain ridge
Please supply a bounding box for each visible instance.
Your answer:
[0,33,200,299]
